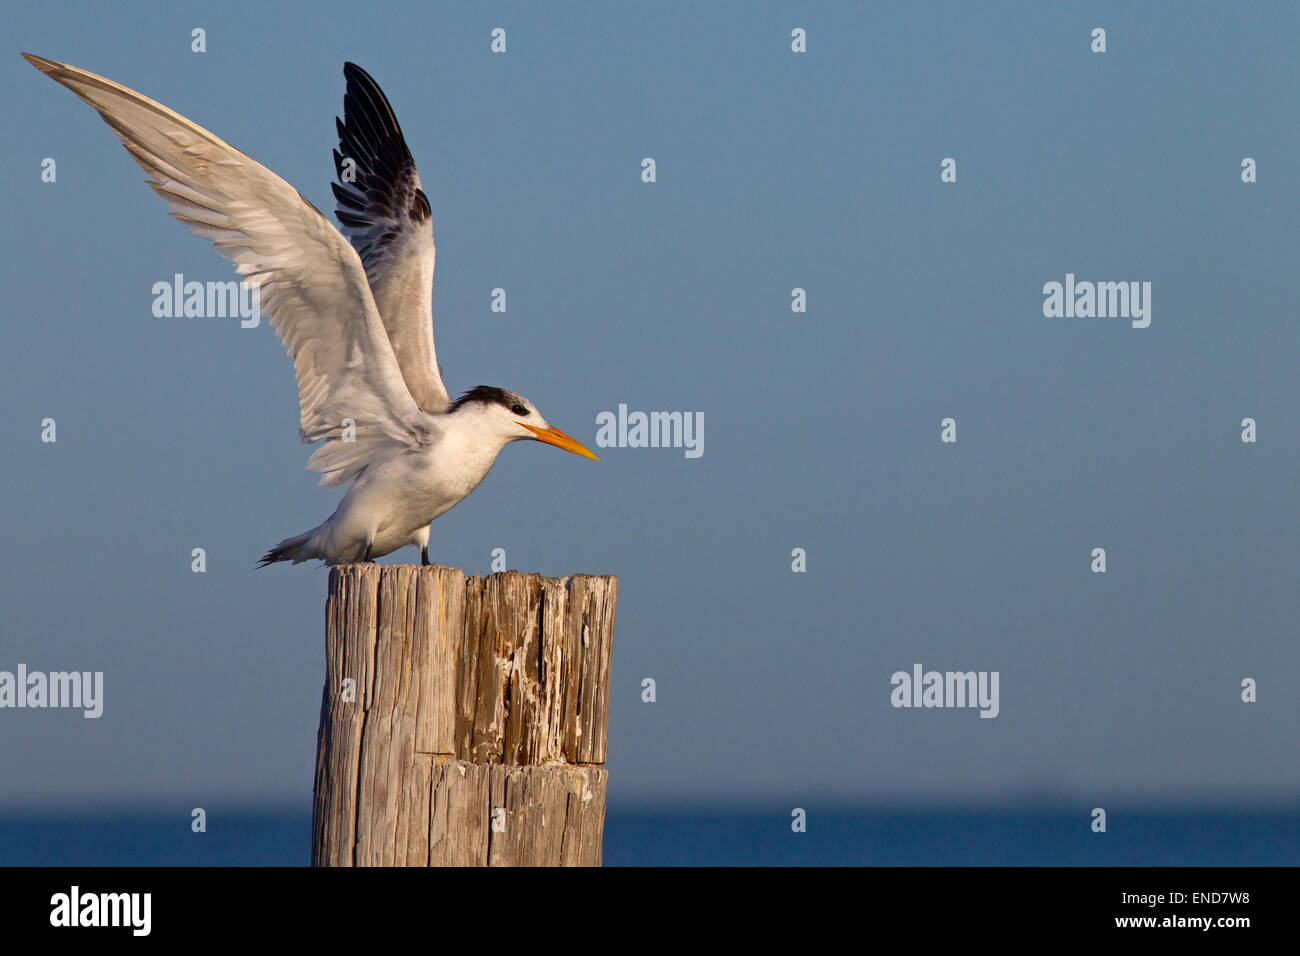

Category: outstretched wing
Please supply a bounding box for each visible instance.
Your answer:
[23,52,438,488]
[332,62,450,413]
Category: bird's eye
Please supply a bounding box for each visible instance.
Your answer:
[511,404,528,416]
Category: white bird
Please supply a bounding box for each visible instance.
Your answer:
[23,53,598,567]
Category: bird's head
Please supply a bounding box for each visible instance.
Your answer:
[447,386,598,460]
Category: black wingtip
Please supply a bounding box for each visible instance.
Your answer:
[332,59,430,235]
[342,61,380,88]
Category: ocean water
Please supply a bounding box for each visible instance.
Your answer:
[2,805,1296,866]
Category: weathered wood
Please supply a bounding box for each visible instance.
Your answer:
[426,760,607,866]
[312,564,617,866]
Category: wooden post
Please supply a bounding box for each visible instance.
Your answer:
[311,564,617,866]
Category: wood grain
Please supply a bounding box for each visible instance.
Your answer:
[312,564,617,867]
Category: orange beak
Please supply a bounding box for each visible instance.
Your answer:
[519,422,599,461]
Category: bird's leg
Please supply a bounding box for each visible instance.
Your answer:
[362,541,374,563]
[421,545,430,566]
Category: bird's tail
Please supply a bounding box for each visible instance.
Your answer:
[257,528,318,567]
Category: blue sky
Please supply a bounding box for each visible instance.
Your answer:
[2,1,1297,813]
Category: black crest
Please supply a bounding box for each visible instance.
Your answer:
[447,385,522,413]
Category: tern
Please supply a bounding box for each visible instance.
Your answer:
[23,53,598,566]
